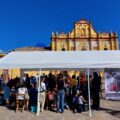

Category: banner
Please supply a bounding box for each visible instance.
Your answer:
[105,69,120,100]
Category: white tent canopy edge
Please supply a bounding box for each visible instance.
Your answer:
[0,50,120,116]
[0,50,120,69]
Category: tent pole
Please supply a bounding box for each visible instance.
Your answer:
[20,69,24,85]
[37,68,41,115]
[87,68,92,117]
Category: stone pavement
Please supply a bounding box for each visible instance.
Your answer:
[0,99,119,120]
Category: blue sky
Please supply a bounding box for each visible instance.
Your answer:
[0,0,120,52]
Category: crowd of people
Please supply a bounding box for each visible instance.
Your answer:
[0,71,101,114]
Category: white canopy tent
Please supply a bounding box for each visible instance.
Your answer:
[0,50,120,69]
[0,50,120,116]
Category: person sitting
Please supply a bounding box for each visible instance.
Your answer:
[17,84,29,110]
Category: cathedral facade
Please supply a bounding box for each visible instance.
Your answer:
[51,19,118,51]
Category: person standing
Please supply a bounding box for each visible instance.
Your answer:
[0,74,4,86]
[56,74,65,113]
[70,75,77,89]
[25,74,30,89]
[39,77,46,112]
[91,72,101,110]
[29,83,37,106]
[3,83,10,106]
[2,75,10,106]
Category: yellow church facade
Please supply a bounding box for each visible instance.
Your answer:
[51,19,118,51]
[51,18,119,76]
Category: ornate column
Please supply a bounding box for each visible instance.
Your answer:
[55,32,58,51]
[51,32,55,51]
[74,22,77,51]
[115,32,119,50]
[110,32,114,50]
[74,38,76,51]
[97,32,101,50]
[88,22,92,50]
[67,33,70,51]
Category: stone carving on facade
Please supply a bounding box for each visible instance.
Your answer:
[51,18,118,51]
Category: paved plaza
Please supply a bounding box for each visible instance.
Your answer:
[0,99,119,120]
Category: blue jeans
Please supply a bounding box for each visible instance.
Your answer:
[77,104,83,113]
[56,90,65,112]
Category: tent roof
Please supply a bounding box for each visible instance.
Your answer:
[0,50,120,69]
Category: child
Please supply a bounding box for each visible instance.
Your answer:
[77,90,85,113]
[47,89,55,110]
[72,90,79,113]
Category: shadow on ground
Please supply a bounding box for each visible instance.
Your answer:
[99,107,120,118]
